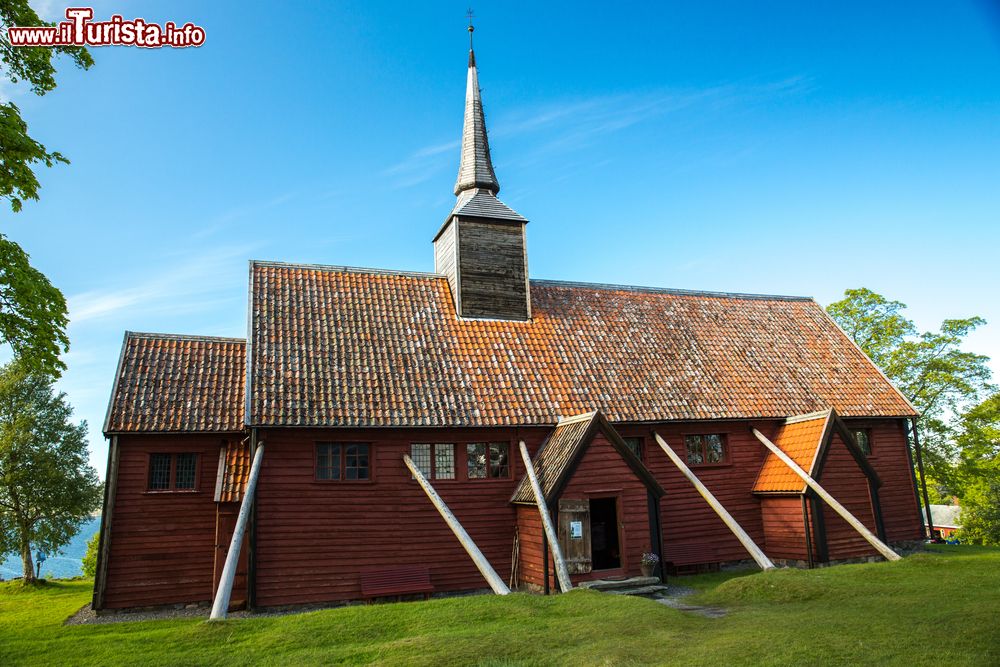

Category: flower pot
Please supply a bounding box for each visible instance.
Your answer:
[640,563,655,577]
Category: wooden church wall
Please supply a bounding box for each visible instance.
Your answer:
[815,431,881,560]
[634,421,772,564]
[843,418,923,543]
[100,434,229,609]
[252,426,549,608]
[760,496,810,562]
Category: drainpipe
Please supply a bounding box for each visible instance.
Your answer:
[910,419,935,539]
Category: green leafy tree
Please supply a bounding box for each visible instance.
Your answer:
[81,531,98,578]
[827,288,994,490]
[0,234,69,376]
[1,0,93,211]
[0,360,101,582]
[950,394,1000,545]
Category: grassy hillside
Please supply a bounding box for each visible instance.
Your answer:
[1,545,997,666]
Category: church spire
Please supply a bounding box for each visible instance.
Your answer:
[454,16,500,196]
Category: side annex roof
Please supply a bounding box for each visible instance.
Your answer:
[753,409,881,495]
[104,331,246,434]
[510,411,665,505]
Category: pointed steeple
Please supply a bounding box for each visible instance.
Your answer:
[433,21,530,322]
[454,37,500,196]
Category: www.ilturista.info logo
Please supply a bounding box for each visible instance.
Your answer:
[7,7,205,48]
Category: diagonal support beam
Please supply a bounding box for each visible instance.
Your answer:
[654,433,775,570]
[518,441,572,592]
[404,455,510,595]
[210,442,265,620]
[752,429,901,562]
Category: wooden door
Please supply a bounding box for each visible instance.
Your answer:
[213,505,248,609]
[558,499,592,574]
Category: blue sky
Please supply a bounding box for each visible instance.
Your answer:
[4,1,999,475]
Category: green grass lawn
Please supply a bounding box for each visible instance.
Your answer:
[1,545,998,666]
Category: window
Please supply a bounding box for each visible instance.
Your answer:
[684,434,726,465]
[853,429,873,456]
[147,453,198,491]
[467,442,510,479]
[623,437,644,461]
[316,443,370,480]
[411,443,456,479]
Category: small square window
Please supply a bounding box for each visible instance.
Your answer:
[412,443,456,480]
[175,453,198,489]
[435,444,455,479]
[316,444,342,480]
[147,453,198,491]
[148,454,171,490]
[853,429,872,457]
[467,442,509,479]
[685,434,727,466]
[623,437,644,461]
[317,443,370,481]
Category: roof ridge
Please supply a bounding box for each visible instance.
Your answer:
[531,278,813,302]
[126,331,245,344]
[784,409,833,424]
[250,259,444,280]
[557,411,599,425]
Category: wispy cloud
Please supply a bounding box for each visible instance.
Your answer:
[382,76,813,189]
[67,243,257,325]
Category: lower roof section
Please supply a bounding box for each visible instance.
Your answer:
[104,332,246,434]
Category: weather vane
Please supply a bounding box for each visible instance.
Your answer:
[466,8,475,49]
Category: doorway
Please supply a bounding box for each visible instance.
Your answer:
[590,497,621,570]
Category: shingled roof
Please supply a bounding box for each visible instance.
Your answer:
[247,261,916,428]
[104,332,246,434]
[511,411,664,504]
[217,438,252,502]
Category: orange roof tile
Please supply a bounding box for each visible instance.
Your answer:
[247,262,916,427]
[219,439,251,503]
[753,411,831,493]
[104,332,245,433]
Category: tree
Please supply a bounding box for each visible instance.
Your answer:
[81,531,98,578]
[827,288,994,490]
[0,235,69,377]
[1,0,93,212]
[0,360,101,582]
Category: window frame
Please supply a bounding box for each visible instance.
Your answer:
[410,442,457,481]
[314,442,373,482]
[622,436,644,462]
[852,428,874,457]
[683,433,729,467]
[465,441,512,481]
[145,452,201,493]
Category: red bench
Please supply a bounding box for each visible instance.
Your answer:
[360,566,434,602]
[663,543,720,575]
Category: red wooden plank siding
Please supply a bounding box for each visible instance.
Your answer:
[637,422,772,562]
[252,427,549,607]
[816,431,879,559]
[760,497,809,561]
[515,505,551,590]
[102,434,228,609]
[557,433,653,583]
[847,419,922,542]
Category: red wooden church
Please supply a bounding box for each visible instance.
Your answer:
[94,40,924,611]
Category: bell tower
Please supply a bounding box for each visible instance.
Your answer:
[433,22,530,321]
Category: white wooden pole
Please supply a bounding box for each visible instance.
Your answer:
[403,455,510,595]
[752,429,901,562]
[653,433,775,570]
[210,443,265,620]
[518,441,573,592]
